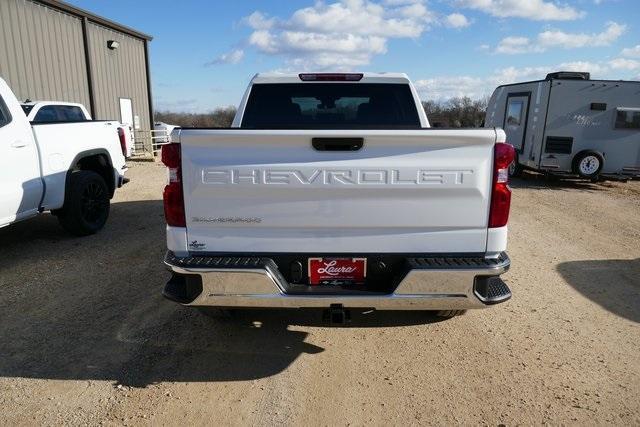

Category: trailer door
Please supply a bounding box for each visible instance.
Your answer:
[503,93,530,152]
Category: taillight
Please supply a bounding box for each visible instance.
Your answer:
[299,73,363,81]
[488,143,515,228]
[117,127,127,157]
[161,143,186,227]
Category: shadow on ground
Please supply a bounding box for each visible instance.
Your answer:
[0,199,444,388]
[557,258,640,323]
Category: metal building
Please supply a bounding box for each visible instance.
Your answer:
[0,0,153,139]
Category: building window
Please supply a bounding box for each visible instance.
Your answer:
[506,100,523,126]
[615,108,640,129]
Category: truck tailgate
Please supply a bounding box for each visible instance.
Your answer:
[178,129,496,253]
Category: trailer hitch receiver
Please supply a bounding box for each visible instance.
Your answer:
[323,304,351,324]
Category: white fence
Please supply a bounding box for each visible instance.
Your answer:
[132,129,172,157]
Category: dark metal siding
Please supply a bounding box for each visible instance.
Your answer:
[0,0,90,106]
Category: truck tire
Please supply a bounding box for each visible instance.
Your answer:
[435,310,467,318]
[572,150,604,179]
[57,170,110,236]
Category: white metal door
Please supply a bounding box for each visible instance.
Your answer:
[119,98,133,127]
[119,98,135,148]
[0,96,43,226]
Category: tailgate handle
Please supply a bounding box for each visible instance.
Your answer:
[312,137,363,151]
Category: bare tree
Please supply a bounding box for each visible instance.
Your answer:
[155,106,237,128]
[422,96,488,128]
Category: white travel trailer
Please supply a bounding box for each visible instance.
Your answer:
[485,72,640,180]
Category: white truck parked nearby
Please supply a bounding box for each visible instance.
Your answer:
[19,100,134,158]
[21,100,92,123]
[162,73,515,320]
[0,77,128,235]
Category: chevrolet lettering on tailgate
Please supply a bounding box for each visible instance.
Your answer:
[202,168,474,186]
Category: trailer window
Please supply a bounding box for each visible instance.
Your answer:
[506,100,523,126]
[615,108,640,129]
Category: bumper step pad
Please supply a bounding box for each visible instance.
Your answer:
[408,252,510,269]
[164,252,267,269]
[474,276,512,304]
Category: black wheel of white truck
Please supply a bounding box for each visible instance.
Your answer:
[58,170,110,236]
[572,151,603,179]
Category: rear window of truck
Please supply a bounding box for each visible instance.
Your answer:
[241,83,421,129]
[33,105,87,123]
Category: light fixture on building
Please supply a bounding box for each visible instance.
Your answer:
[107,40,120,50]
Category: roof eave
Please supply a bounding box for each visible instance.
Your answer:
[33,0,153,41]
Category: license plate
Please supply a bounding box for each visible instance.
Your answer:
[308,258,367,285]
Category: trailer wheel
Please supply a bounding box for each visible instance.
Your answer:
[508,153,523,178]
[572,150,604,179]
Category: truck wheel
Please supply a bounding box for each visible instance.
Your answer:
[572,151,603,179]
[434,310,467,318]
[508,153,523,178]
[57,170,110,236]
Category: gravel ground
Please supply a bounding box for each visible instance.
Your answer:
[0,161,638,425]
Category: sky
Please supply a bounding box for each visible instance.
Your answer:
[67,0,640,113]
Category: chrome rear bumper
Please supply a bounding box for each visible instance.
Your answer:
[163,252,511,310]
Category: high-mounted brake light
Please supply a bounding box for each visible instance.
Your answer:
[488,143,515,228]
[161,143,186,227]
[299,73,363,81]
[117,127,127,157]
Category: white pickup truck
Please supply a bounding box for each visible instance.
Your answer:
[20,100,134,158]
[0,77,128,235]
[162,73,515,320]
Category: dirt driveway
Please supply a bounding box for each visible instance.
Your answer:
[1,161,638,425]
